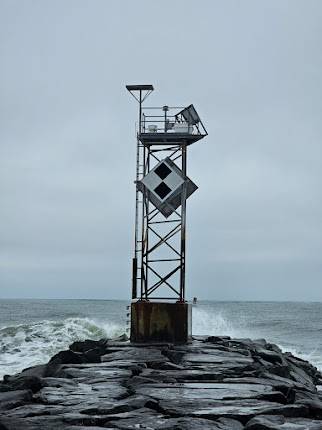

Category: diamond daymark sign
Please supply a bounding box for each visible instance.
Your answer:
[137,157,198,218]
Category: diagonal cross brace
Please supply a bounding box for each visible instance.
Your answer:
[146,263,181,296]
[146,224,181,257]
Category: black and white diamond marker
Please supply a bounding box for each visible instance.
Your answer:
[137,158,198,218]
[140,160,184,203]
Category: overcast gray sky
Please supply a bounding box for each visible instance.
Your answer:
[1,0,321,300]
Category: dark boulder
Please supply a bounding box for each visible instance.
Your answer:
[245,415,322,430]
[19,364,47,378]
[69,339,106,354]
[253,348,284,365]
[0,390,33,411]
[204,336,231,344]
[48,349,87,365]
[1,375,43,394]
[44,350,88,378]
[83,348,104,363]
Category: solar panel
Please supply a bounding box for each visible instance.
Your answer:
[178,104,200,125]
[126,85,154,92]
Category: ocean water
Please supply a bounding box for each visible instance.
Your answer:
[0,299,322,379]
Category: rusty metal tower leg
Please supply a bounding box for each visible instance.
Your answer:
[143,146,151,300]
[141,144,148,300]
[180,144,187,302]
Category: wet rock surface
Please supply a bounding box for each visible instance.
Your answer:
[0,335,322,429]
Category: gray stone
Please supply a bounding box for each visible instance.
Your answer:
[149,361,184,371]
[0,416,68,430]
[289,364,317,392]
[41,377,78,388]
[48,350,87,365]
[254,348,284,365]
[78,395,149,416]
[140,367,224,382]
[61,411,116,426]
[245,415,286,429]
[204,336,231,344]
[107,408,243,430]
[154,417,237,430]
[135,382,280,401]
[35,381,128,406]
[102,347,167,364]
[17,364,47,378]
[286,419,322,429]
[103,407,166,429]
[58,366,132,381]
[68,427,115,430]
[183,352,254,365]
[295,398,322,419]
[69,339,107,353]
[0,390,32,411]
[3,403,67,418]
[1,336,321,429]
[260,371,315,393]
[1,375,43,394]
[245,415,322,430]
[159,398,309,423]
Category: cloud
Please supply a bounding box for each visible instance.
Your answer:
[0,0,321,299]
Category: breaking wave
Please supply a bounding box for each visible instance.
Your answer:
[192,307,243,338]
[0,318,124,379]
[1,306,321,379]
[192,307,322,371]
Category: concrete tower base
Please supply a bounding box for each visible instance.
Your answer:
[130,301,192,344]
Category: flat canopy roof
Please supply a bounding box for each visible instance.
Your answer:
[126,84,154,91]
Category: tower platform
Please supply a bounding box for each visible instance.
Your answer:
[138,132,205,146]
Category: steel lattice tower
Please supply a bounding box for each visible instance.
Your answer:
[126,84,207,342]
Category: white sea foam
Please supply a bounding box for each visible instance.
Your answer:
[192,307,244,338]
[0,317,123,378]
[277,343,322,372]
[1,307,322,380]
[192,307,322,371]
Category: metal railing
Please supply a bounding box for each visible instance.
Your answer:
[140,106,207,136]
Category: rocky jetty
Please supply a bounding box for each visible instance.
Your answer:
[1,335,322,429]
